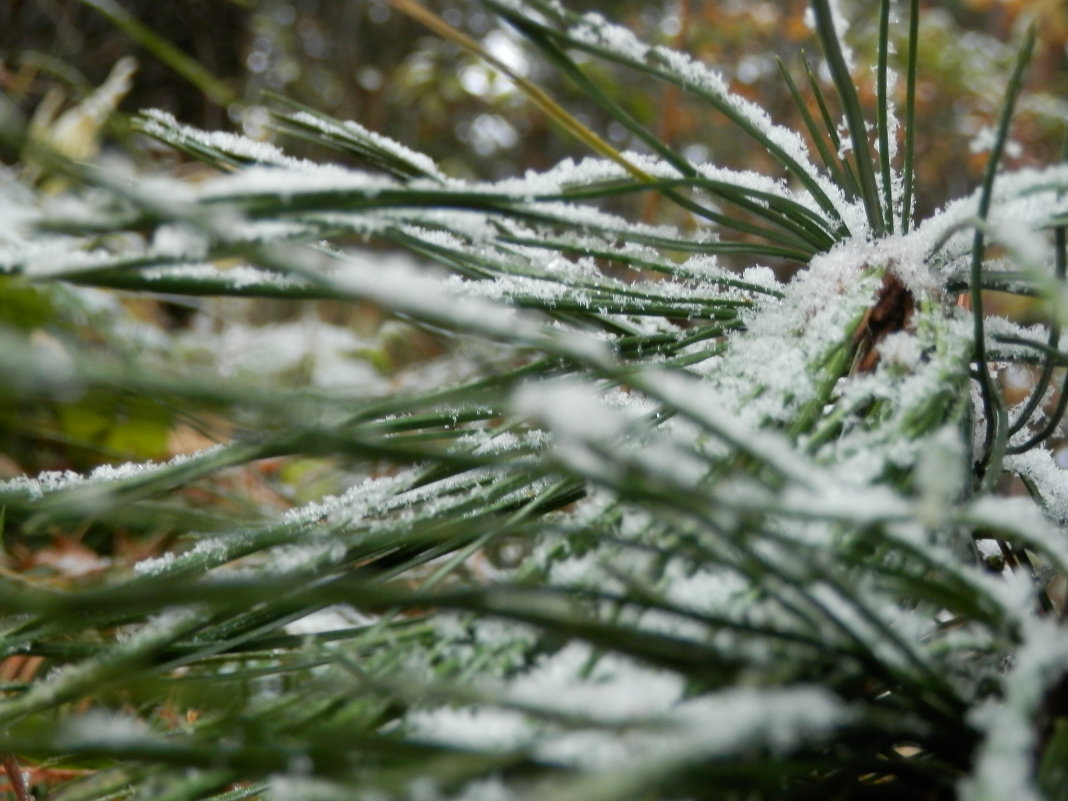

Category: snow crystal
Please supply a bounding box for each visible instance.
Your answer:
[1005,447,1068,522]
[133,534,235,578]
[983,316,1052,361]
[570,11,650,62]
[198,163,396,202]
[0,444,225,501]
[133,551,175,577]
[141,262,307,291]
[285,110,447,182]
[264,539,347,574]
[448,273,573,306]
[282,469,419,527]
[139,108,314,168]
[453,430,526,456]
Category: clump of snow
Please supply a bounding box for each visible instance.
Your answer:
[139,109,316,169]
[970,125,1022,159]
[878,330,923,368]
[0,444,226,501]
[961,618,1068,801]
[408,631,845,771]
[740,265,779,290]
[1005,447,1068,522]
[284,605,374,635]
[56,711,160,749]
[151,223,209,259]
[508,643,684,721]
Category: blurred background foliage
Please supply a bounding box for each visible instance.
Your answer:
[2,0,1066,196]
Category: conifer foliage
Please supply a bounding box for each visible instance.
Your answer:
[2,2,1068,799]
